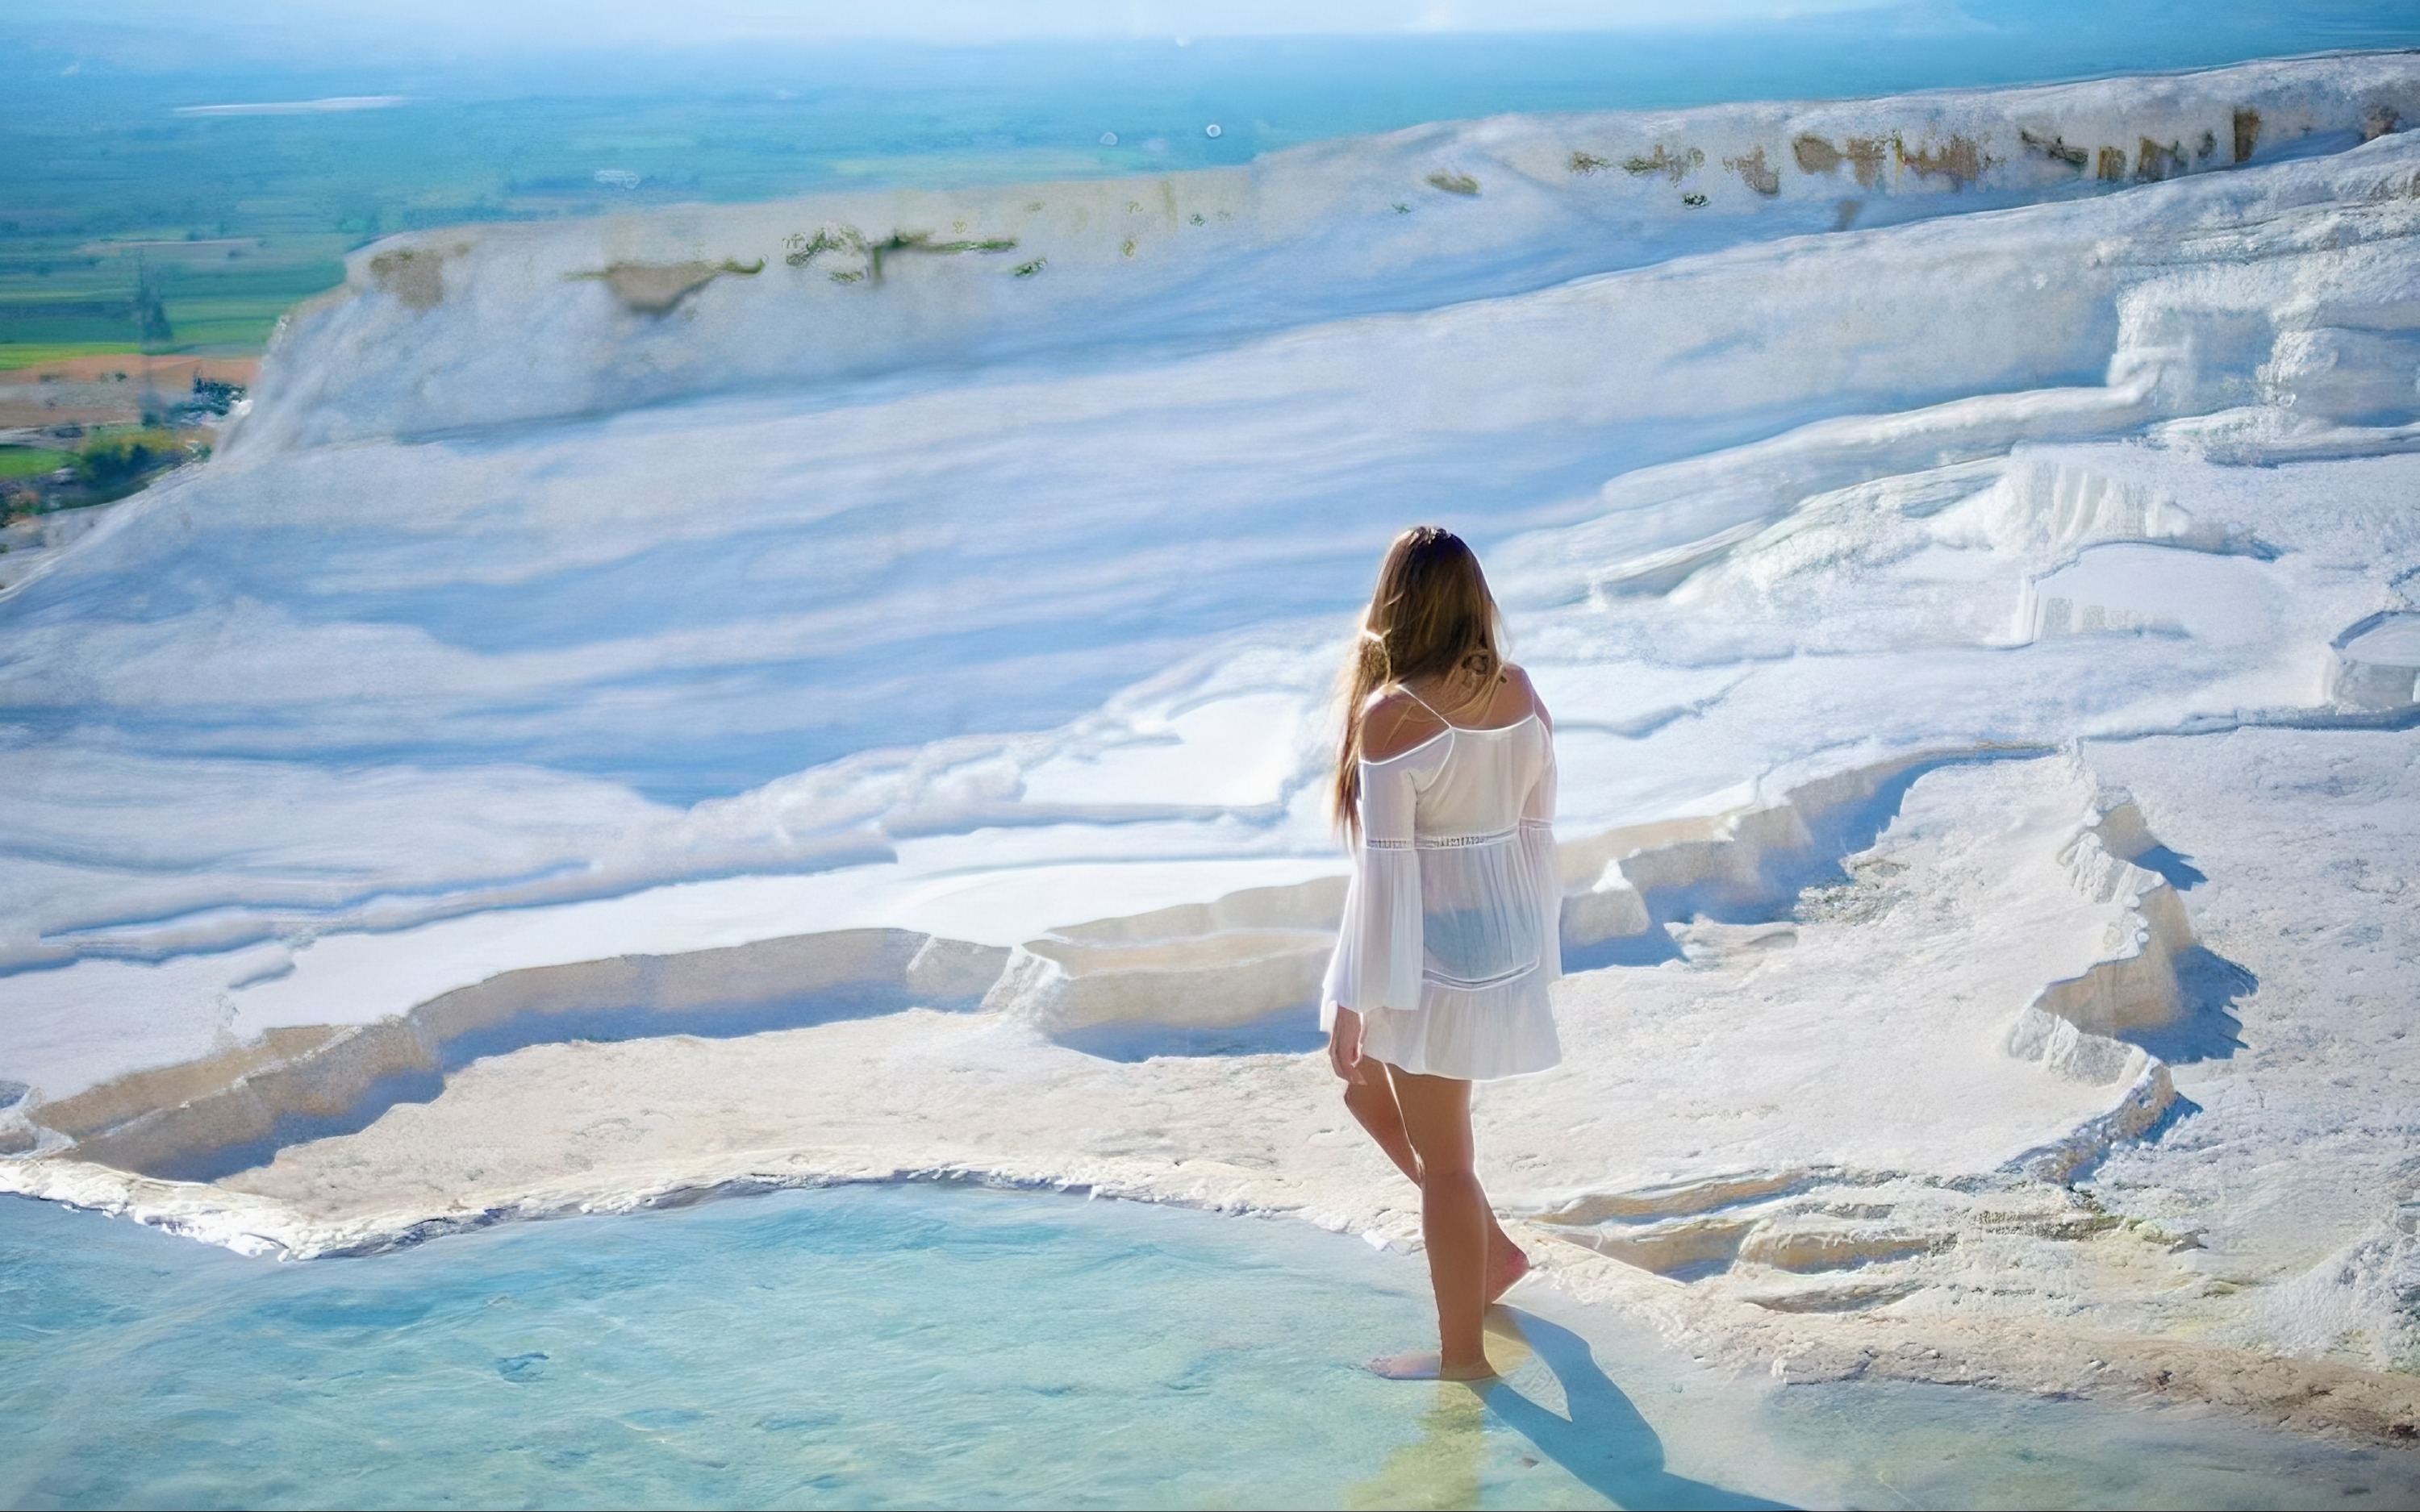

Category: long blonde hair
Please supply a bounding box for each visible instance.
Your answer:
[1331,526,1504,837]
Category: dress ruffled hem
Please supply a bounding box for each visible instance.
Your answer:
[1358,971,1560,1081]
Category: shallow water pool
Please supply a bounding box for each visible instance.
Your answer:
[2,1185,2414,1510]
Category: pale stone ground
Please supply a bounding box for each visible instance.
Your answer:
[2081,728,2420,1372]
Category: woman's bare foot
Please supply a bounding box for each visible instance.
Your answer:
[1368,1350,1499,1381]
[1485,1234,1530,1303]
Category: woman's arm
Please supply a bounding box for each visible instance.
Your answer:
[1321,755,1424,1077]
[1516,667,1562,985]
[1329,1006,1369,1081]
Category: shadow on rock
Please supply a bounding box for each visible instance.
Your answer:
[2122,945,2253,1065]
[1054,1002,1329,1062]
[2131,843,2209,890]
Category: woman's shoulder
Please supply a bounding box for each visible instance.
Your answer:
[1501,664,1550,731]
[1361,686,1447,763]
[1361,665,1548,763]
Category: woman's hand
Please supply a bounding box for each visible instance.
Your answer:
[1327,1006,1367,1082]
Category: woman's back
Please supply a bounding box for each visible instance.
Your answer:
[1369,708,1549,840]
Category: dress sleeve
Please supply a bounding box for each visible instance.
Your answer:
[1321,757,1424,1027]
[1520,731,1563,987]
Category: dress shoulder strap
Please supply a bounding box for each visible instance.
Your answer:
[1396,685,1450,724]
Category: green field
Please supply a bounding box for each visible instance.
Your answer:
[0,341,147,370]
[0,231,351,359]
[0,446,72,479]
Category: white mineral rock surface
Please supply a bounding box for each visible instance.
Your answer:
[4,52,2419,1440]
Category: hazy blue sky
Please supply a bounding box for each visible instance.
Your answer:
[16,1,2410,76]
[21,0,1904,49]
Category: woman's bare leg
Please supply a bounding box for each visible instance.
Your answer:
[1485,1224,1530,1303]
[1341,1073,1422,1183]
[1342,1072,1529,1302]
[1371,1065,1496,1381]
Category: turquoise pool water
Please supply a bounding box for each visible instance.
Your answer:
[3,1185,2417,1510]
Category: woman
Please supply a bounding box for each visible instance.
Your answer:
[1324,525,1561,1381]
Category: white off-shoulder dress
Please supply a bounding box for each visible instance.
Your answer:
[1321,694,1563,1081]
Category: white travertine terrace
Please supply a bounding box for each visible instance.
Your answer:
[6,52,2420,1444]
